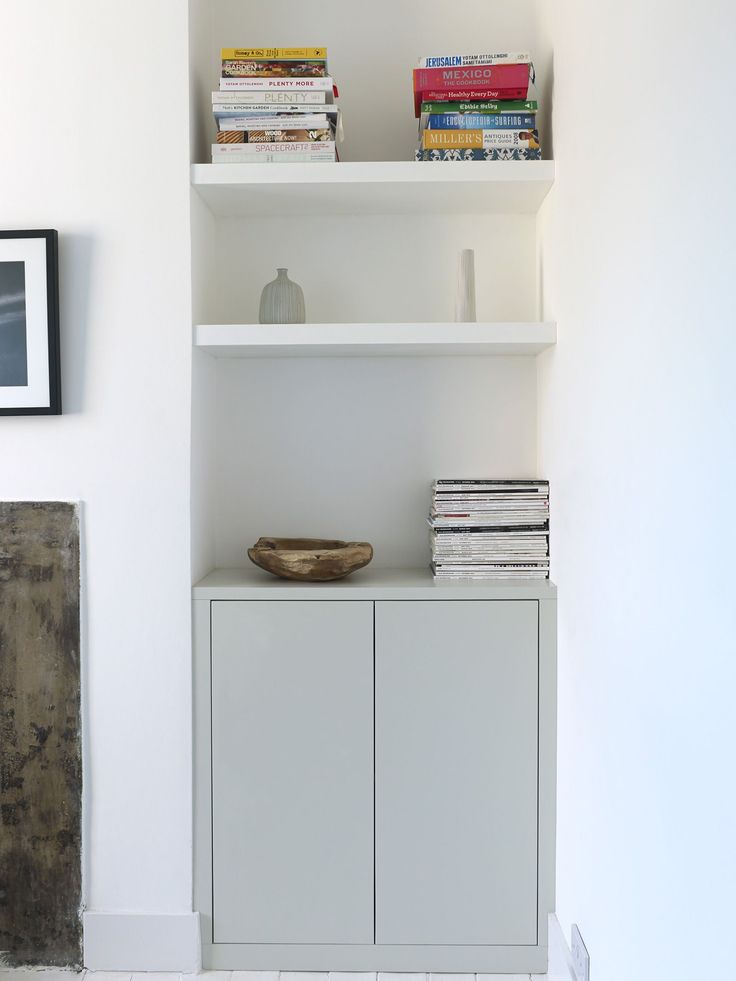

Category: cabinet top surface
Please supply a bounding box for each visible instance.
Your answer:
[193,566,557,601]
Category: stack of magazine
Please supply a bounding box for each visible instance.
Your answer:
[429,479,550,579]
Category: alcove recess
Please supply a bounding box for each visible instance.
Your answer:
[188,0,555,580]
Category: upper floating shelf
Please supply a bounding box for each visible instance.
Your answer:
[191,160,555,218]
[195,322,557,358]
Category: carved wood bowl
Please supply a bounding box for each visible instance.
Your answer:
[248,537,374,582]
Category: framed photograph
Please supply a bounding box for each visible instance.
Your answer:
[0,229,61,415]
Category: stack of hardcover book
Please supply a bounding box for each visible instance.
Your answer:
[428,479,550,579]
[212,47,340,163]
[413,52,540,161]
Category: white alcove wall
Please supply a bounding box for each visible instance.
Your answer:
[188,0,553,579]
[211,354,538,568]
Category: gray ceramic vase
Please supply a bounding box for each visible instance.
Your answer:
[259,268,306,324]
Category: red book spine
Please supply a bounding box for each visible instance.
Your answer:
[416,87,528,114]
[412,62,530,115]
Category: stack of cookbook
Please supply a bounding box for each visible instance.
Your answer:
[428,479,550,579]
[212,47,340,163]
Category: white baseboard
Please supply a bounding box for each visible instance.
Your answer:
[83,911,200,972]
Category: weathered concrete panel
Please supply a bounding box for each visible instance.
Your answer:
[0,502,81,966]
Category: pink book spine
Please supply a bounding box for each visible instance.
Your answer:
[413,63,530,115]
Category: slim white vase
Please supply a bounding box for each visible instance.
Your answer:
[259,268,306,324]
[455,249,477,323]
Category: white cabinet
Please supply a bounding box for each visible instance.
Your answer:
[194,569,556,973]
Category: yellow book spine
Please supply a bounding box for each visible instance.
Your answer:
[221,48,327,60]
[423,130,483,149]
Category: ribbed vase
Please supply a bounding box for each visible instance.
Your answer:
[258,268,306,324]
[455,248,477,323]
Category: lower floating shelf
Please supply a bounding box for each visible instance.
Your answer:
[193,566,557,600]
[194,322,556,358]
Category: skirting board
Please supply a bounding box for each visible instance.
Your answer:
[83,912,200,972]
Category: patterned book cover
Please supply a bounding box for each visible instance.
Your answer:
[216,128,333,143]
[414,147,542,161]
[221,60,328,78]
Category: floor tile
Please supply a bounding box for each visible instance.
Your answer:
[477,975,529,981]
[378,974,427,981]
[84,974,132,981]
[280,974,328,981]
[329,974,377,981]
[232,973,277,981]
[184,974,232,981]
[0,975,84,981]
[429,975,476,981]
[131,974,182,981]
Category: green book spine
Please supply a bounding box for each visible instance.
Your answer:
[420,99,538,114]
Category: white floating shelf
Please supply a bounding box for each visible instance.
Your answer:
[191,160,555,217]
[195,322,556,358]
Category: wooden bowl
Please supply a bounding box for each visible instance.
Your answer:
[248,537,373,582]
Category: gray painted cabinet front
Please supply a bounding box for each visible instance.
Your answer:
[375,600,538,945]
[211,600,374,944]
[196,580,556,972]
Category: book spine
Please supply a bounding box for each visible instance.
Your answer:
[414,63,530,91]
[415,147,542,160]
[423,129,539,149]
[218,114,331,130]
[215,108,337,121]
[213,90,327,104]
[221,60,328,78]
[425,113,536,129]
[418,52,531,68]
[415,86,529,115]
[212,152,336,163]
[219,76,333,91]
[216,129,333,143]
[421,99,538,113]
[212,141,335,156]
[221,48,327,60]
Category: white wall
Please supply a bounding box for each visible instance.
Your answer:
[0,0,193,925]
[195,0,542,162]
[537,1,736,978]
[213,355,538,568]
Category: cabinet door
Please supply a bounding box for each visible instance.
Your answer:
[375,600,538,946]
[211,600,374,944]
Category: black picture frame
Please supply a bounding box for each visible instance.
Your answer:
[0,229,61,415]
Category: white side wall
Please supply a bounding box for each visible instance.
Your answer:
[0,0,193,923]
[538,2,736,978]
